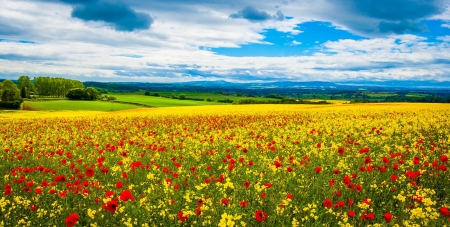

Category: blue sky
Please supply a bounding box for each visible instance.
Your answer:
[0,0,449,82]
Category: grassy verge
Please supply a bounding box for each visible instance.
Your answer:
[23,100,141,111]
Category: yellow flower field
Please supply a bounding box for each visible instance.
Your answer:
[1,103,450,226]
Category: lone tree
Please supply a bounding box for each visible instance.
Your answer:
[66,88,86,100]
[20,87,27,99]
[1,80,21,102]
[84,87,101,100]
[18,75,33,98]
[66,87,101,100]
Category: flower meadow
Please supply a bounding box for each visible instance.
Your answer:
[1,104,450,227]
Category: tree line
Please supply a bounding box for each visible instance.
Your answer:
[0,76,103,108]
[34,76,84,97]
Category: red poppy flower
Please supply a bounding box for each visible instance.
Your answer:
[4,188,12,196]
[195,208,202,216]
[82,189,90,195]
[177,211,188,222]
[120,189,134,202]
[334,190,341,197]
[65,213,79,227]
[383,212,393,223]
[85,168,94,178]
[102,200,117,213]
[362,213,375,221]
[34,187,42,194]
[116,181,123,189]
[197,199,203,207]
[348,199,354,207]
[243,181,250,188]
[330,200,343,208]
[440,207,450,216]
[359,166,366,172]
[347,211,355,217]
[264,183,273,188]
[405,171,416,178]
[441,155,448,163]
[323,198,332,208]
[40,180,50,187]
[54,175,66,182]
[221,198,230,206]
[255,210,268,222]
[393,163,399,170]
[364,156,371,165]
[286,193,293,200]
[343,176,351,185]
[337,147,345,155]
[30,204,37,211]
[26,181,34,187]
[101,168,109,174]
[314,166,322,173]
[59,191,67,198]
[240,200,249,208]
[260,192,267,198]
[329,179,336,186]
[362,198,371,205]
[390,174,398,181]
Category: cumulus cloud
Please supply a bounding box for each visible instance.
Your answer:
[378,20,428,34]
[0,23,23,36]
[325,0,446,35]
[230,6,284,22]
[1,0,450,82]
[0,53,55,61]
[71,1,153,31]
[290,40,301,46]
[60,0,96,3]
[348,0,444,20]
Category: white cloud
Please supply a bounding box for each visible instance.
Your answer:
[290,40,302,45]
[0,0,449,82]
[437,36,450,42]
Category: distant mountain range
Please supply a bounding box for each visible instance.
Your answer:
[2,78,449,90]
[178,80,450,89]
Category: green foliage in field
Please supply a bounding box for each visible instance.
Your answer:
[24,100,140,111]
[111,94,229,107]
[1,80,21,102]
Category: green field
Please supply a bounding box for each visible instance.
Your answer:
[111,94,230,107]
[24,100,141,111]
[21,93,276,112]
[20,92,339,112]
[145,91,278,102]
[405,93,429,97]
[111,93,279,107]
